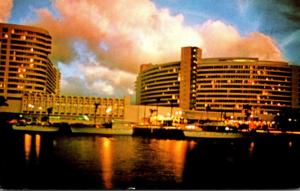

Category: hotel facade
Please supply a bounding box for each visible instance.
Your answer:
[136,47,300,120]
[21,93,128,124]
[0,23,60,112]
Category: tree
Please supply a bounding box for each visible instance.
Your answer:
[243,104,252,120]
[46,107,53,123]
[274,108,300,131]
[0,96,8,106]
[94,103,100,127]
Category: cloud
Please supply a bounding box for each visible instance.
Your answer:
[27,0,284,97]
[198,20,283,60]
[57,41,136,97]
[0,0,13,22]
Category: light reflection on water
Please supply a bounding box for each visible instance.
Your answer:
[100,137,113,189]
[3,134,300,189]
[24,134,31,161]
[24,134,41,162]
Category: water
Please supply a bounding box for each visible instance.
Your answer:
[1,133,300,189]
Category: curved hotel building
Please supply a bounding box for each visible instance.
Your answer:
[136,47,300,120]
[0,23,60,112]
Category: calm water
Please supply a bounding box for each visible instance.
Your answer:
[1,133,300,189]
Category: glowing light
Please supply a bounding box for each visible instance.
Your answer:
[106,107,112,114]
[186,125,195,129]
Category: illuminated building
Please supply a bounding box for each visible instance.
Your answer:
[0,23,60,112]
[21,93,127,123]
[196,58,300,117]
[136,47,201,110]
[136,47,300,120]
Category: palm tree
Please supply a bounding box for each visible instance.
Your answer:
[94,103,100,127]
[46,107,53,124]
[0,96,8,107]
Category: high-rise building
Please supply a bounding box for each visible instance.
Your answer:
[179,47,201,110]
[196,57,299,117]
[0,23,60,112]
[136,47,300,120]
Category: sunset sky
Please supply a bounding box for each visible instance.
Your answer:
[1,0,300,97]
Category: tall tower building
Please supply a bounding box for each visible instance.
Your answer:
[179,47,201,110]
[0,23,60,112]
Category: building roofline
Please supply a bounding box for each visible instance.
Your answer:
[0,22,50,35]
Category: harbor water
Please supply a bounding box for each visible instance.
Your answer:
[1,132,300,189]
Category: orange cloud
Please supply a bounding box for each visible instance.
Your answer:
[198,20,284,60]
[0,0,13,22]
[29,0,284,97]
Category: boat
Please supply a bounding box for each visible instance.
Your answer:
[183,121,246,139]
[70,121,134,135]
[12,124,59,133]
[71,126,133,135]
[183,129,246,139]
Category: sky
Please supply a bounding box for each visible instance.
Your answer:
[1,0,300,97]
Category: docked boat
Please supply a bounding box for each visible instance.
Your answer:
[71,126,133,135]
[183,121,245,139]
[183,129,246,139]
[12,125,59,133]
[70,121,134,135]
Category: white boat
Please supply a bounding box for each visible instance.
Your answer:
[183,129,246,139]
[71,126,133,135]
[12,125,59,133]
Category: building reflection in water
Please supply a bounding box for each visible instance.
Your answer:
[100,137,113,189]
[24,134,41,162]
[152,139,197,182]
